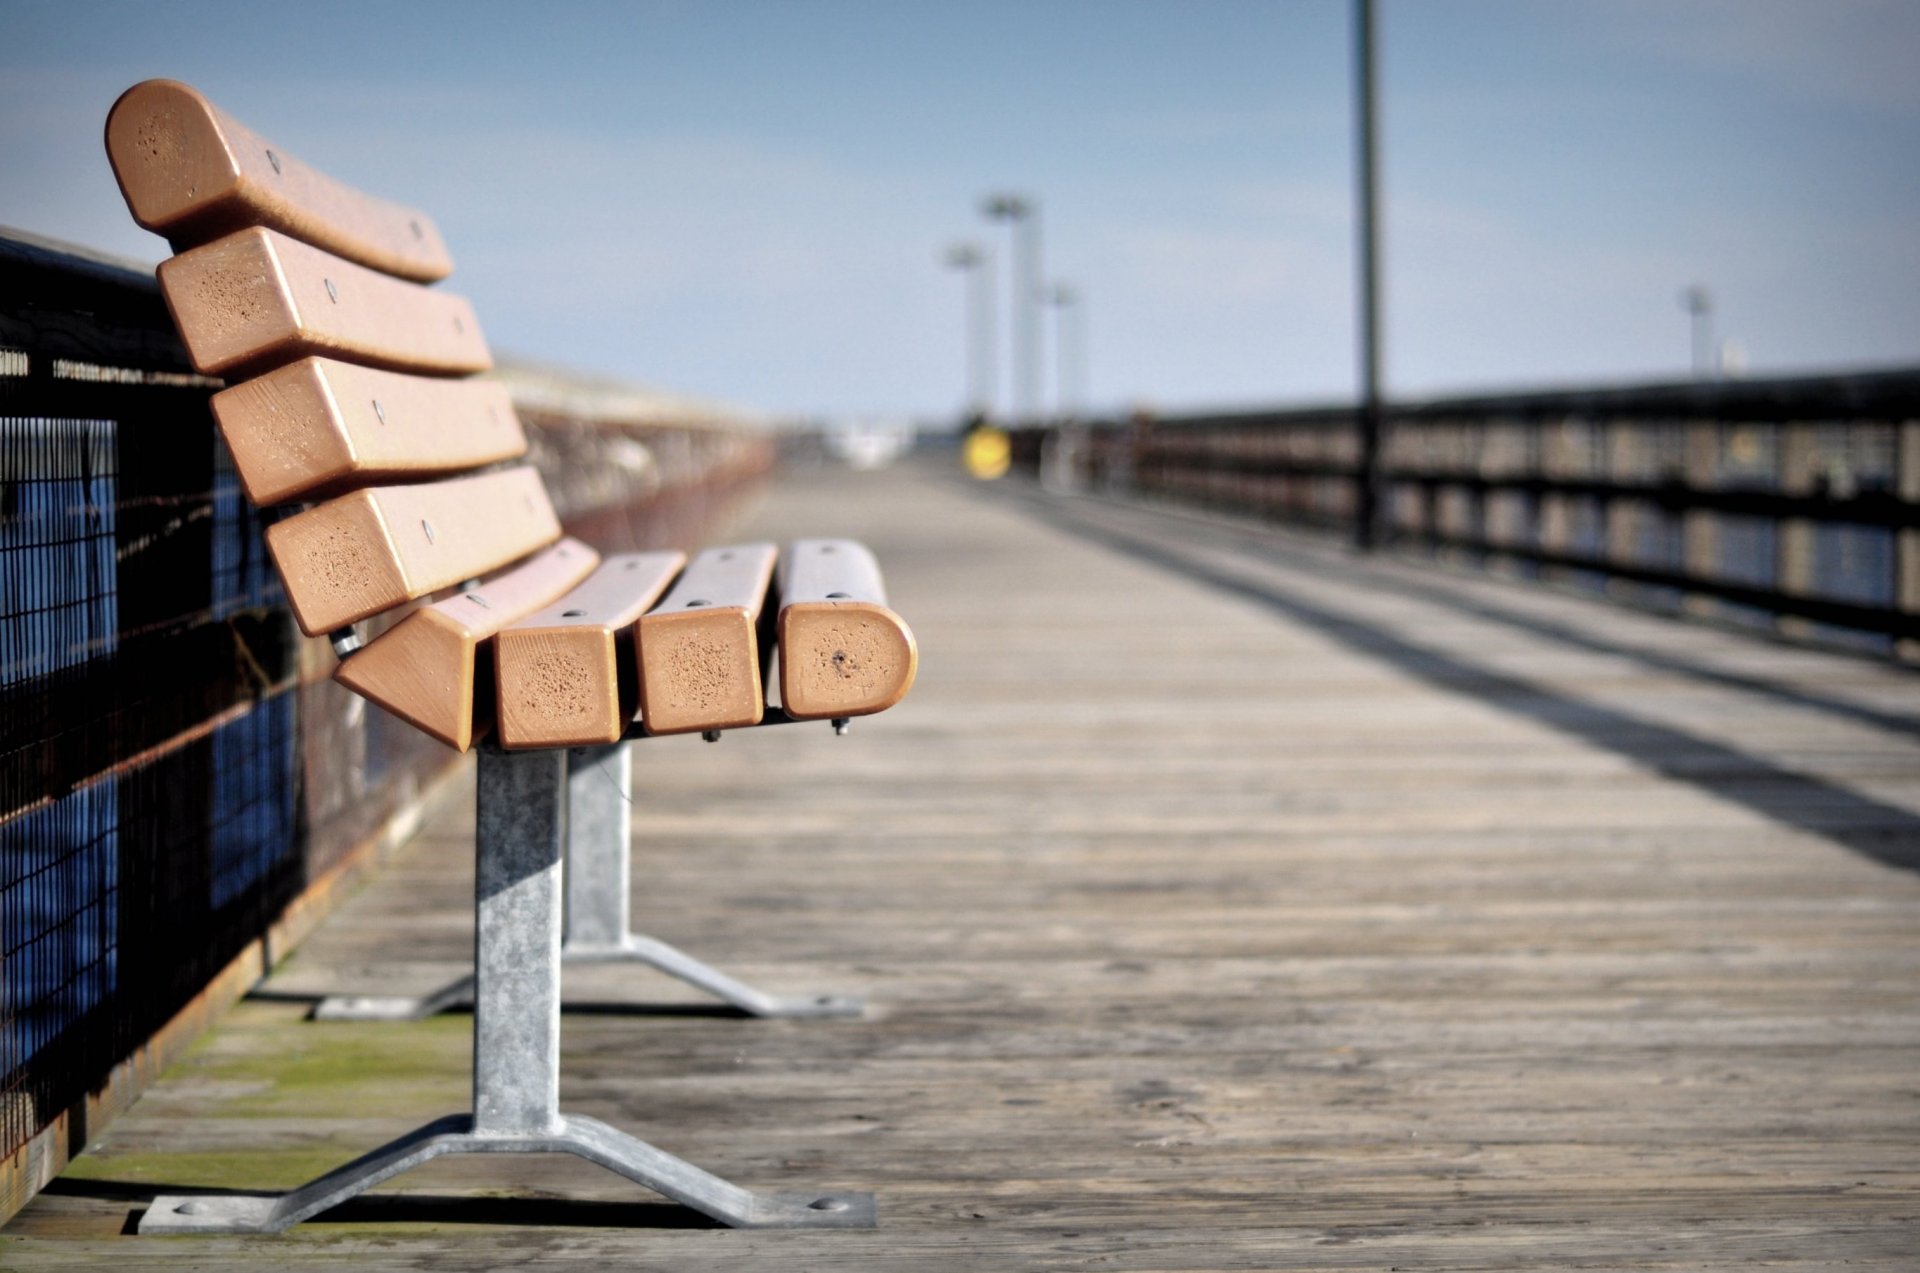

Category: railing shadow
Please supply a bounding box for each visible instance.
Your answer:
[1017,491,1920,875]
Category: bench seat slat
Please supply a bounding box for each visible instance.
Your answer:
[335,538,601,751]
[107,79,453,282]
[495,552,687,750]
[159,227,490,377]
[266,466,561,635]
[776,539,918,722]
[214,356,527,504]
[636,543,778,736]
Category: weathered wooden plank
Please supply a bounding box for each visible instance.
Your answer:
[334,537,600,750]
[107,78,453,281]
[494,551,686,749]
[212,357,526,504]
[158,227,488,376]
[266,466,559,634]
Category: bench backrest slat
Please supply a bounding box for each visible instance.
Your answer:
[636,543,778,736]
[160,227,490,377]
[495,551,687,749]
[267,466,561,635]
[214,356,527,504]
[107,79,453,282]
[335,537,602,751]
[776,540,918,721]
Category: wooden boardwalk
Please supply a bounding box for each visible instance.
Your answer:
[7,460,1920,1269]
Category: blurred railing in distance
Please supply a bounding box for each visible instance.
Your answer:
[1009,371,1920,657]
[0,228,773,1218]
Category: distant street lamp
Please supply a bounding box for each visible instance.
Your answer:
[982,193,1043,426]
[1046,282,1085,422]
[1679,284,1715,379]
[942,243,995,424]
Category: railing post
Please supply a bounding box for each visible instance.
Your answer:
[1777,421,1818,640]
[1899,420,1920,661]
[1683,421,1720,618]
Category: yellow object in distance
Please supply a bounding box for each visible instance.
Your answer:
[963,426,1010,480]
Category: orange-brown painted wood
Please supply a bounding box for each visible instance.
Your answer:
[158,227,489,377]
[335,539,601,751]
[106,79,453,282]
[776,539,918,722]
[212,357,526,505]
[266,466,560,636]
[635,543,777,736]
[494,552,687,750]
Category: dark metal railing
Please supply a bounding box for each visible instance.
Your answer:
[1010,369,1920,651]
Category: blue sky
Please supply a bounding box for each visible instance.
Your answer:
[3,1,1916,419]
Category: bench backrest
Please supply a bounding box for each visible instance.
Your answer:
[108,81,562,627]
[107,79,915,750]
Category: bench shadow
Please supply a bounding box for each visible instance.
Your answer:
[39,1176,724,1232]
[242,987,754,1019]
[1022,495,1920,875]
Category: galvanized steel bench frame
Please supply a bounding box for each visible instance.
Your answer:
[105,80,893,1235]
[144,718,871,1234]
[312,738,861,1022]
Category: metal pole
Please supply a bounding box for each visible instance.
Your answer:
[1024,209,1045,426]
[944,244,997,422]
[973,247,996,420]
[1681,285,1714,380]
[1050,283,1085,421]
[982,194,1042,426]
[1353,0,1385,551]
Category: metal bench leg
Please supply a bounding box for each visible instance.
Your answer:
[561,741,863,1018]
[141,747,874,1234]
[311,740,860,1021]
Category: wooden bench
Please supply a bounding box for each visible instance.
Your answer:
[104,78,915,1234]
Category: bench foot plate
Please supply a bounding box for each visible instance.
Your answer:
[308,937,862,1021]
[564,934,865,1018]
[137,1112,875,1234]
[309,974,477,1021]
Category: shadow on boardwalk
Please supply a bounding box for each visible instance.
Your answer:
[1016,488,1920,874]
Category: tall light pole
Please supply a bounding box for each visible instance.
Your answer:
[943,243,995,423]
[1047,282,1085,422]
[1353,0,1385,552]
[1679,285,1714,380]
[982,193,1043,426]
